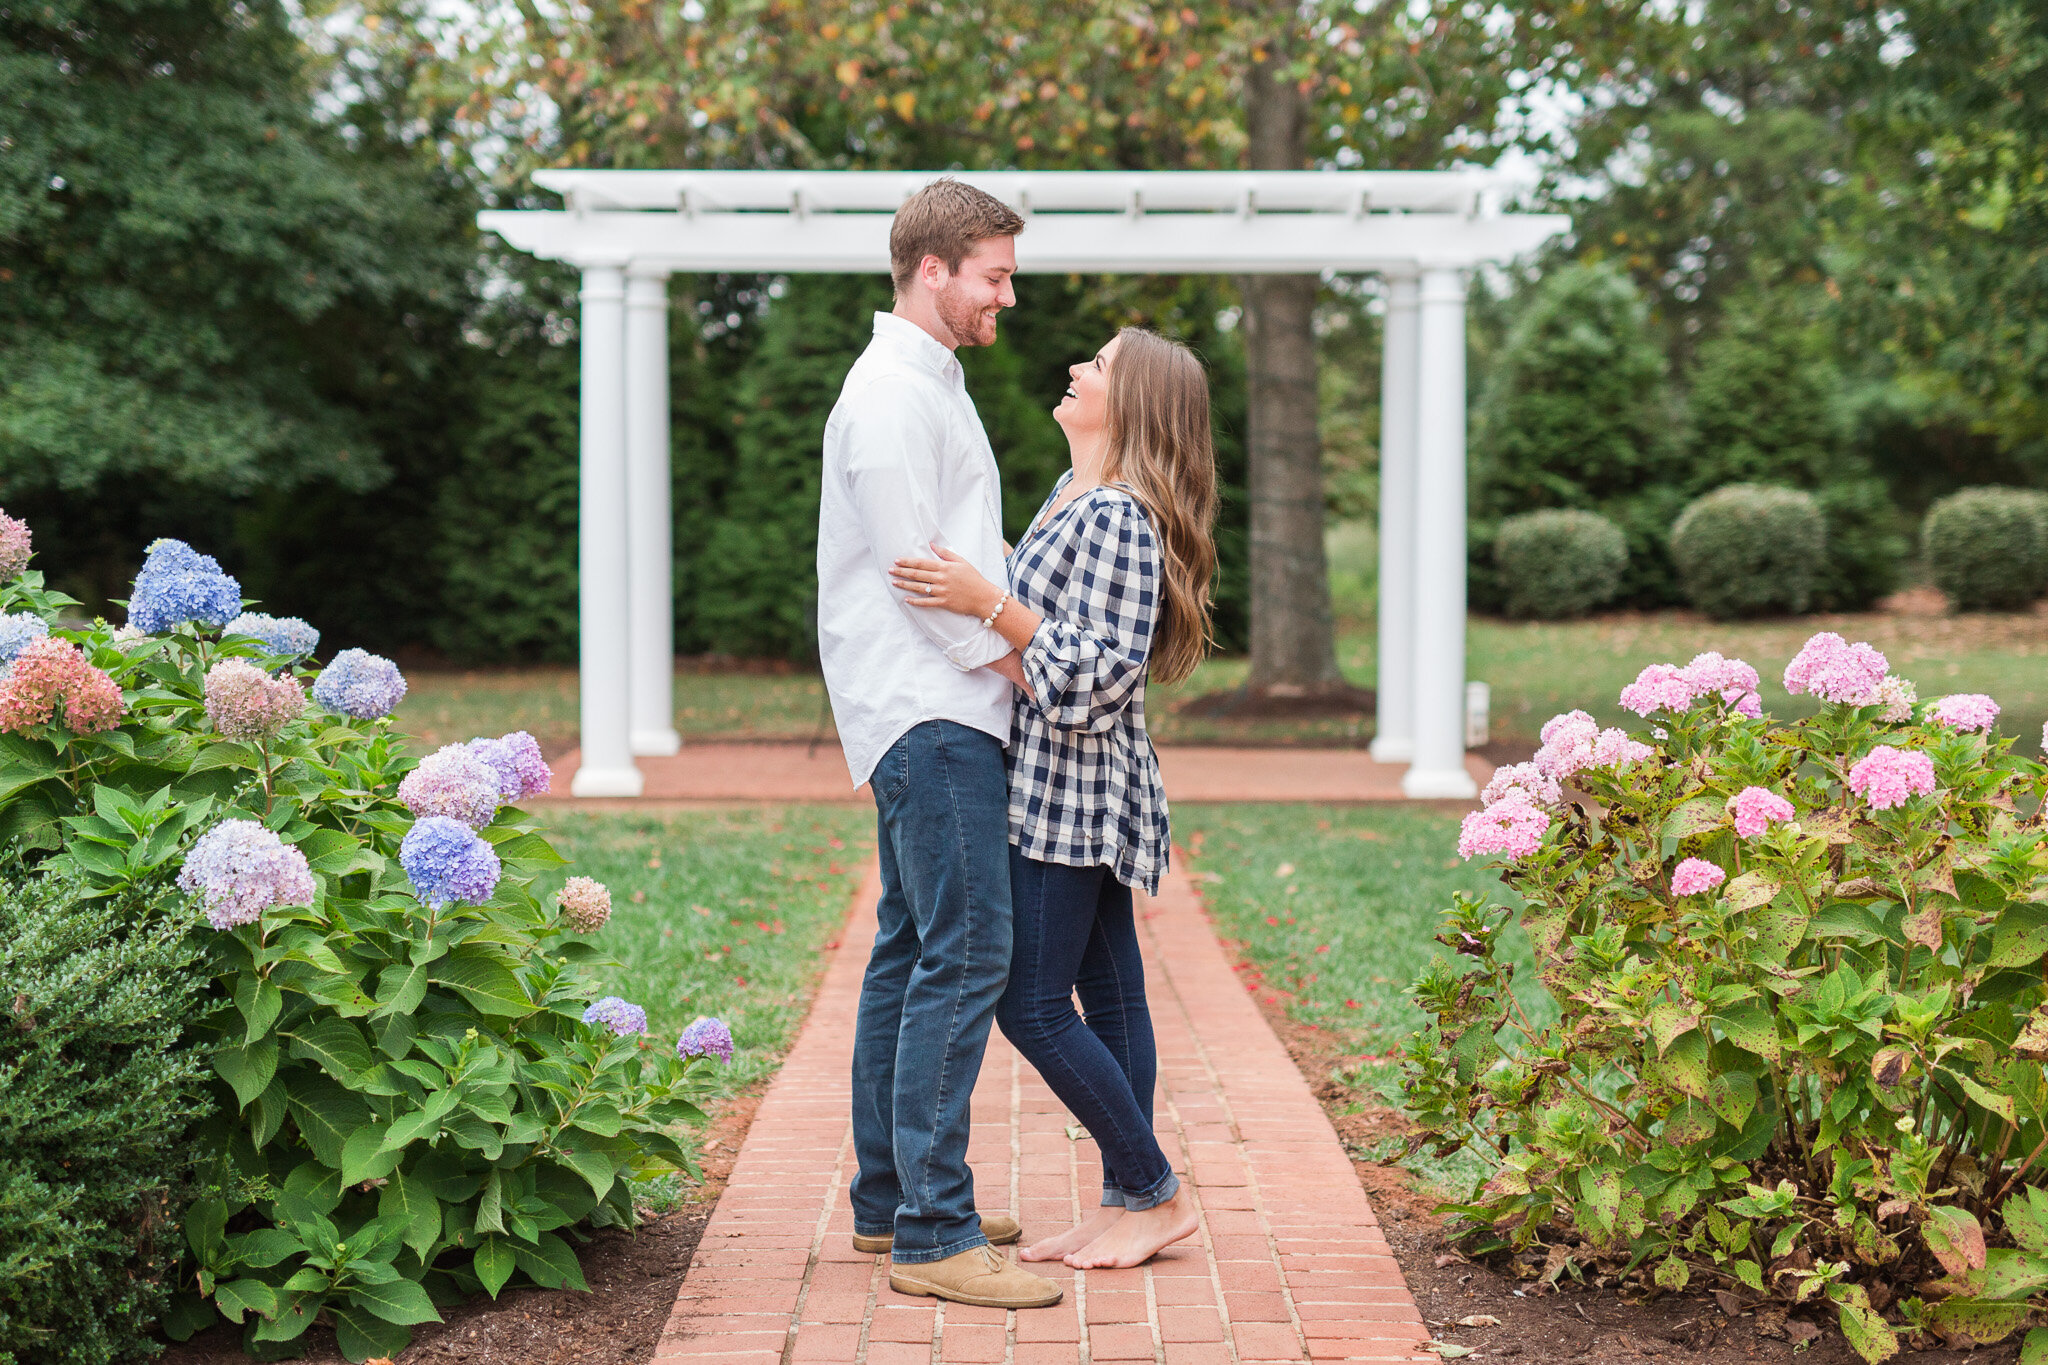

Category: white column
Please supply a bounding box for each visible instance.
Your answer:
[625,267,681,757]
[1370,271,1420,765]
[572,262,644,797]
[1402,265,1476,800]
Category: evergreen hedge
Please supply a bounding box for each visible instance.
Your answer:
[0,874,210,1365]
[1491,509,1629,619]
[1669,484,1827,618]
[1924,486,2048,611]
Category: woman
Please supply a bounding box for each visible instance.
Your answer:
[890,327,1218,1269]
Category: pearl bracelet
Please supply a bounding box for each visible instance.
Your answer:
[981,590,1010,630]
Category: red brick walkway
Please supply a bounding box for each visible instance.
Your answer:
[547,741,1493,806]
[653,861,1432,1365]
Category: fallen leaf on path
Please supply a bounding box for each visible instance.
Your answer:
[1423,1342,1475,1359]
[1275,862,1295,878]
[1064,1123,1087,1141]
[1457,1314,1502,1328]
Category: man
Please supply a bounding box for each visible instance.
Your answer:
[816,178,1061,1309]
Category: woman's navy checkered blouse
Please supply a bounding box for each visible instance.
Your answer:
[1006,471,1168,894]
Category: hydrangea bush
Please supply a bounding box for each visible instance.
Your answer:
[0,528,723,1362]
[1407,632,2048,1361]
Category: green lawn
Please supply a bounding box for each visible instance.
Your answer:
[533,806,874,1177]
[395,609,2048,756]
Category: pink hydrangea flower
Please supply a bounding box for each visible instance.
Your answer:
[203,658,305,742]
[1592,728,1655,768]
[0,509,31,580]
[1670,858,1726,896]
[558,876,612,933]
[1875,675,1918,724]
[0,636,124,735]
[1783,632,1888,706]
[1457,797,1551,862]
[398,743,504,828]
[1535,710,1600,779]
[1928,693,1999,733]
[1682,652,1760,699]
[1618,663,1697,717]
[1848,746,1937,811]
[1730,691,1763,719]
[1727,786,1795,839]
[1481,762,1562,810]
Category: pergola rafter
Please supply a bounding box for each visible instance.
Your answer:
[480,169,1569,798]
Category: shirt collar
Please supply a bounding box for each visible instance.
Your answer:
[871,311,962,383]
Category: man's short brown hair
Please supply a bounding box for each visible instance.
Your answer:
[889,178,1025,294]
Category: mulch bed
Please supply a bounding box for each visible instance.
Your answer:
[157,1090,764,1365]
[1223,952,2022,1364]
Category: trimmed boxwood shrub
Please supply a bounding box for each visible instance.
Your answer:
[1923,486,2048,611]
[1492,510,1629,619]
[0,873,210,1365]
[1669,484,1827,619]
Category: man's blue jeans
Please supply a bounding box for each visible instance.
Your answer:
[850,720,1013,1264]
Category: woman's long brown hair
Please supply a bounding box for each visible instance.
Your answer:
[1099,327,1218,687]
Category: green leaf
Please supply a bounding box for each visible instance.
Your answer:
[2006,1186,2048,1256]
[348,1276,441,1326]
[1808,900,1888,944]
[373,960,430,1019]
[1662,797,1725,840]
[379,1168,442,1263]
[230,1228,306,1270]
[511,1231,588,1292]
[235,973,284,1045]
[2021,1328,2048,1365]
[1733,1258,1764,1292]
[213,1278,280,1325]
[1726,871,1781,911]
[553,1135,618,1201]
[190,741,259,773]
[339,1123,405,1186]
[296,826,365,875]
[490,831,569,865]
[1946,1067,2019,1125]
[476,1168,505,1234]
[285,1016,376,1081]
[1834,1283,1901,1362]
[287,1080,372,1168]
[1926,1297,2029,1346]
[1713,1001,1782,1064]
[1645,1001,1699,1057]
[1649,1029,1710,1099]
[331,1303,412,1362]
[379,1087,460,1152]
[474,1237,516,1298]
[430,953,534,1017]
[1707,1070,1759,1128]
[1653,1254,1688,1290]
[1990,904,2048,969]
[214,1036,279,1108]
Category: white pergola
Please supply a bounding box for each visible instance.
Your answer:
[480,170,1567,799]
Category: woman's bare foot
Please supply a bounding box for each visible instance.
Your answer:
[1020,1206,1123,1262]
[1064,1187,1198,1269]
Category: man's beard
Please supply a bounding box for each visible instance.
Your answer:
[935,281,996,348]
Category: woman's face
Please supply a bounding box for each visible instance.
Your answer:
[1055,335,1119,439]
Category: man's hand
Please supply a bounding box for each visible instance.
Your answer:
[986,650,1035,699]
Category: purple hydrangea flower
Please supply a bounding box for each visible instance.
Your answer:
[0,611,49,666]
[467,731,552,802]
[127,539,242,634]
[582,996,649,1036]
[399,815,502,908]
[312,648,408,720]
[177,819,317,929]
[224,613,321,658]
[677,1016,734,1063]
[399,743,503,828]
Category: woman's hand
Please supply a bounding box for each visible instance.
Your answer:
[891,544,1003,619]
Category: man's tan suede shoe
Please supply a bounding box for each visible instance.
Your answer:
[888,1244,1062,1309]
[852,1213,1019,1255]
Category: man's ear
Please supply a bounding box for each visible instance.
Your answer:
[919,253,949,292]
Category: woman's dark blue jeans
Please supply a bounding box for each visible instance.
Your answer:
[996,847,1180,1212]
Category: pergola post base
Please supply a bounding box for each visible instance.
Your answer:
[571,763,647,798]
[1401,765,1480,800]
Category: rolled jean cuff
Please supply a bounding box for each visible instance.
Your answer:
[855,1221,895,1238]
[1119,1171,1180,1213]
[1101,1184,1124,1208]
[891,1230,991,1266]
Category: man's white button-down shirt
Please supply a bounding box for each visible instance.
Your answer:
[818,312,1014,788]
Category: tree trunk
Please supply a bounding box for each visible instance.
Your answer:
[1240,31,1346,695]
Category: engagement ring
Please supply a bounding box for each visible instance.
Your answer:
[923,584,933,595]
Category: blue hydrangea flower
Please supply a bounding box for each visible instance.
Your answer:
[677,1016,734,1063]
[224,612,320,658]
[312,648,408,720]
[582,996,649,1036]
[399,815,501,909]
[127,539,242,634]
[0,612,48,666]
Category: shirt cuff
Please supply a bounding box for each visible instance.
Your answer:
[942,625,1012,672]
